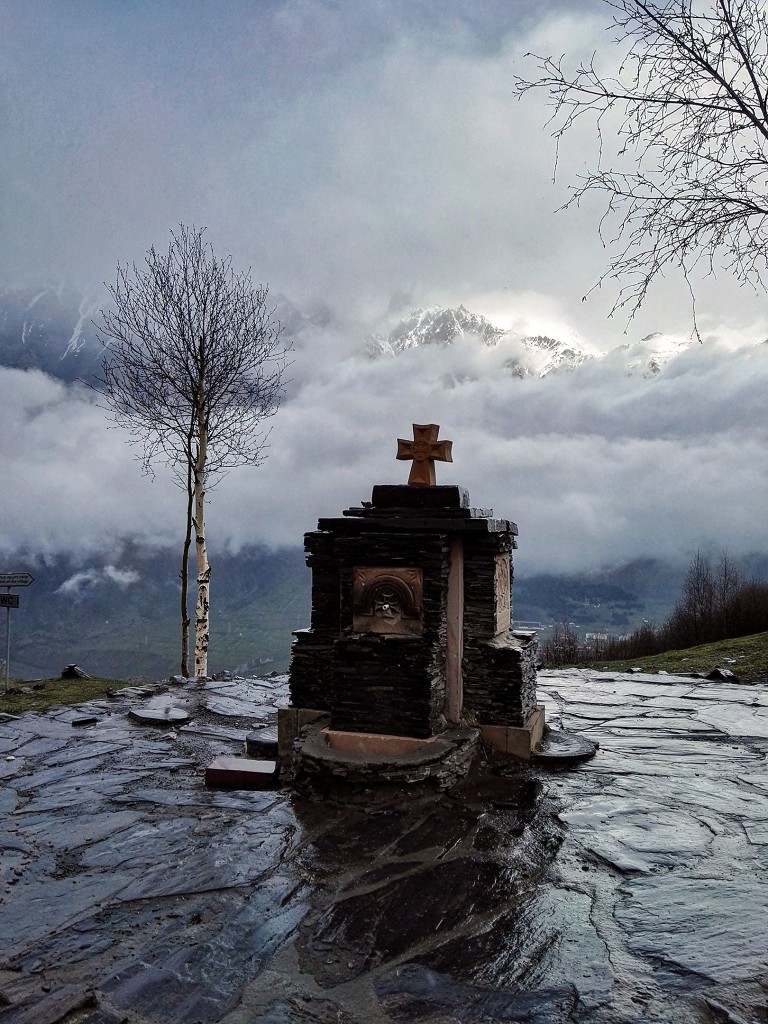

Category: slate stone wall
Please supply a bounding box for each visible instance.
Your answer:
[289,525,449,737]
[462,633,538,726]
[463,532,515,639]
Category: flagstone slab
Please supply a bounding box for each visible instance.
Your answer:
[11,736,71,758]
[0,757,24,779]
[202,696,271,720]
[618,875,768,984]
[179,722,248,742]
[17,810,144,851]
[127,707,190,726]
[1,668,766,1024]
[0,787,17,814]
[559,797,715,873]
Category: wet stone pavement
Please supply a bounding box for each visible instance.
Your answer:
[0,670,766,1024]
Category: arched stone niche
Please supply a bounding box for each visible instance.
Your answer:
[352,567,423,635]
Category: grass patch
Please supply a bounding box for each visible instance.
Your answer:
[585,630,768,681]
[0,676,136,715]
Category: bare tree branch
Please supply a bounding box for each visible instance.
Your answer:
[515,0,768,320]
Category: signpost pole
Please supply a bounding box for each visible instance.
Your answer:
[0,574,34,695]
[4,588,10,696]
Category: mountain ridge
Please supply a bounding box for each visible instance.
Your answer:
[0,284,756,385]
[366,304,724,379]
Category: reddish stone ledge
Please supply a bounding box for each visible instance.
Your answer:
[323,728,438,756]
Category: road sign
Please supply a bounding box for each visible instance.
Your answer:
[0,572,34,587]
[1,573,32,693]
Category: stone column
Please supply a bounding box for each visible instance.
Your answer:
[445,537,464,724]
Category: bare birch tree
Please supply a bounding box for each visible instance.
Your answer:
[97,225,288,677]
[516,0,768,321]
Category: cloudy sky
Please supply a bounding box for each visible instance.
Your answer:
[2,0,767,576]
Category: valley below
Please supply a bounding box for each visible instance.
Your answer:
[4,545,697,682]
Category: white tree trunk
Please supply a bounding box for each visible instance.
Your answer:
[193,431,210,677]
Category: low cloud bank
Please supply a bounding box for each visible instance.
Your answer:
[56,565,140,595]
[2,329,766,575]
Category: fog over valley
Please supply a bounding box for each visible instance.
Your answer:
[1,289,766,578]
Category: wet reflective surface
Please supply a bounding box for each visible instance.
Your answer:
[0,669,766,1023]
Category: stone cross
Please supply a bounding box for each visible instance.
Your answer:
[396,423,453,486]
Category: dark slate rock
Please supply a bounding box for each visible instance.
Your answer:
[203,696,270,721]
[71,716,99,727]
[532,729,598,768]
[706,667,740,682]
[371,484,470,509]
[79,1009,129,1024]
[59,664,91,679]
[0,983,95,1024]
[375,965,578,1024]
[101,879,305,1022]
[245,727,279,759]
[127,708,190,726]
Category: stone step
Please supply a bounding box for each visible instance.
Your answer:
[245,727,279,759]
[205,756,279,790]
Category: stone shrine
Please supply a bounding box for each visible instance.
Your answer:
[280,424,544,781]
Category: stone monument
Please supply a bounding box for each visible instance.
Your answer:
[279,424,544,783]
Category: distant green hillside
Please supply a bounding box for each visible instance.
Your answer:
[8,544,310,680]
[6,542,765,683]
[588,631,768,682]
[514,558,684,631]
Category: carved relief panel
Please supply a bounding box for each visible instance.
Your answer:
[352,567,423,635]
[494,553,511,634]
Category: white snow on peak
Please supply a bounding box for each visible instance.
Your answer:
[61,294,101,360]
[366,305,704,380]
[25,290,48,313]
[620,333,695,378]
[371,305,506,356]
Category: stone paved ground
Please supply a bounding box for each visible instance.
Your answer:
[0,669,766,1024]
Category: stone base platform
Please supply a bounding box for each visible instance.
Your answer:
[282,719,479,788]
[479,705,546,759]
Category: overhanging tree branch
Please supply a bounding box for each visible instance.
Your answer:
[515,0,768,320]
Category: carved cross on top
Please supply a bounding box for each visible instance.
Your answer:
[396,423,453,486]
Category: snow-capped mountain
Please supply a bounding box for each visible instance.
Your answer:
[368,306,594,377]
[0,284,328,384]
[518,335,595,376]
[366,305,711,378]
[0,284,103,382]
[367,304,506,356]
[619,333,696,378]
[0,287,724,386]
